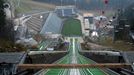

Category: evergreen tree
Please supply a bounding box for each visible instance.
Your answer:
[124,4,134,30]
[0,0,14,41]
[0,0,6,32]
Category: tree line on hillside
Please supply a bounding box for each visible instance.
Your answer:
[0,0,27,52]
[0,0,6,33]
[113,3,134,42]
[34,0,133,10]
[123,4,134,30]
[0,0,14,41]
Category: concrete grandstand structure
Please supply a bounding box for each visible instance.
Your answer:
[25,11,62,35]
[55,6,77,17]
[13,11,64,48]
[40,13,63,34]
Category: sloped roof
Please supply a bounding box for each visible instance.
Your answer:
[0,52,26,64]
[40,13,62,34]
[122,51,134,71]
[83,13,94,17]
[0,52,26,75]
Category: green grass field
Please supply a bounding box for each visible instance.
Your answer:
[62,18,82,36]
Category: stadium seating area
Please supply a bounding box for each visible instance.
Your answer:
[55,6,77,17]
[26,12,62,35]
[26,12,49,34]
[56,9,63,16]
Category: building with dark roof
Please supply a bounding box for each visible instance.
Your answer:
[0,52,26,75]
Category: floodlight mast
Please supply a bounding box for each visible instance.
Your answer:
[17,0,21,7]
[74,0,77,7]
[61,0,63,6]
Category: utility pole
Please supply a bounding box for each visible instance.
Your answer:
[74,0,77,7]
[8,0,14,18]
[61,0,63,6]
[17,0,21,7]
